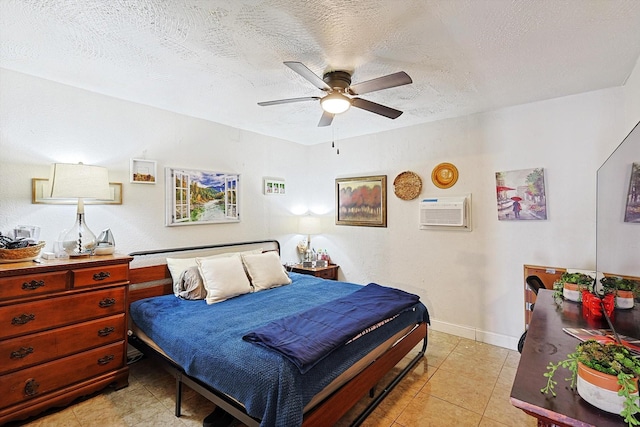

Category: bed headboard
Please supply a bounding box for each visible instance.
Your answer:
[128,240,281,304]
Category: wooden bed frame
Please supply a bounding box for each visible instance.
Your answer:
[127,240,428,427]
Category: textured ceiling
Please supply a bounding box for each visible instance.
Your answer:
[2,0,640,145]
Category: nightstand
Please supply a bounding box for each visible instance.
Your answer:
[290,264,339,281]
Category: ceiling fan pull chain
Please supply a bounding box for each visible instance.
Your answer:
[333,126,339,155]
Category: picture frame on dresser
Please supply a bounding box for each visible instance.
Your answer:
[32,178,123,205]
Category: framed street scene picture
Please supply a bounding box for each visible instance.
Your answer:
[495,168,547,221]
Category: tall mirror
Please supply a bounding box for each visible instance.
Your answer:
[596,121,640,277]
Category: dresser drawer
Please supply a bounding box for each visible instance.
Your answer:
[0,341,124,408]
[0,271,68,302]
[0,314,125,375]
[72,264,129,288]
[315,268,337,280]
[0,287,125,340]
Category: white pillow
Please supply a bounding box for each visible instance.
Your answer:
[166,250,261,296]
[242,251,292,291]
[197,254,252,304]
[167,257,198,296]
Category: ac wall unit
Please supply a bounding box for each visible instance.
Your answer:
[420,195,471,230]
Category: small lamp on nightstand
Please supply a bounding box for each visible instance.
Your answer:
[298,215,321,262]
[47,163,111,256]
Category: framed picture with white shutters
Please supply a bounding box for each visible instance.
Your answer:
[165,167,240,226]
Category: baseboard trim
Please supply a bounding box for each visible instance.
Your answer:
[429,320,518,351]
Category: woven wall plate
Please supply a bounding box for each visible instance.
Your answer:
[393,171,422,200]
[431,163,459,189]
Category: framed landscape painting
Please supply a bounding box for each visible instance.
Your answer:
[336,175,387,227]
[165,167,240,226]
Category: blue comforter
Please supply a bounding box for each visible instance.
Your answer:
[243,283,420,373]
[130,273,429,426]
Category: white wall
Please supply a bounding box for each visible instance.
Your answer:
[596,54,640,277]
[0,69,307,267]
[1,58,639,350]
[307,56,640,348]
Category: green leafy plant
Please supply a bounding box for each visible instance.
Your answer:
[552,272,595,301]
[601,276,640,296]
[541,340,640,426]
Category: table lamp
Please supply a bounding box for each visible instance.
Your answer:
[298,215,321,262]
[47,163,111,256]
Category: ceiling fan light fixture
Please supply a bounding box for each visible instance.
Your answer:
[320,92,351,114]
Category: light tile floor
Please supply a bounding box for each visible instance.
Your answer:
[10,331,537,427]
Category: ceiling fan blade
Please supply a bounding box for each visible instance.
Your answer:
[284,61,331,91]
[258,96,320,106]
[318,111,334,127]
[348,71,412,95]
[352,98,403,119]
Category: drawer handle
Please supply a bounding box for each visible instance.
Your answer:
[24,378,39,397]
[10,346,34,359]
[93,271,111,281]
[98,354,115,365]
[98,326,115,337]
[11,313,35,325]
[98,298,116,308]
[22,280,45,291]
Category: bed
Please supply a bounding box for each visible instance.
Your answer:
[127,240,429,426]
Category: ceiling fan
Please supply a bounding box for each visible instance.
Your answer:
[258,61,412,127]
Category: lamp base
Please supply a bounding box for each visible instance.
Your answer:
[68,252,91,258]
[62,212,97,256]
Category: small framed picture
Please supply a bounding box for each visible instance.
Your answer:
[264,178,285,195]
[495,168,547,221]
[130,159,157,184]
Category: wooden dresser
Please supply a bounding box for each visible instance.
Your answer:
[0,255,132,424]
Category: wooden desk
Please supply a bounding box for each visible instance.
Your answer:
[510,289,640,426]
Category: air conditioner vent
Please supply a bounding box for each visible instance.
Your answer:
[420,195,471,230]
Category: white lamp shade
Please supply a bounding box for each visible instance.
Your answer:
[47,163,111,200]
[320,93,351,114]
[298,215,322,235]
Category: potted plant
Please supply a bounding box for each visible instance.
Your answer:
[541,340,640,426]
[601,276,639,309]
[552,272,595,302]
